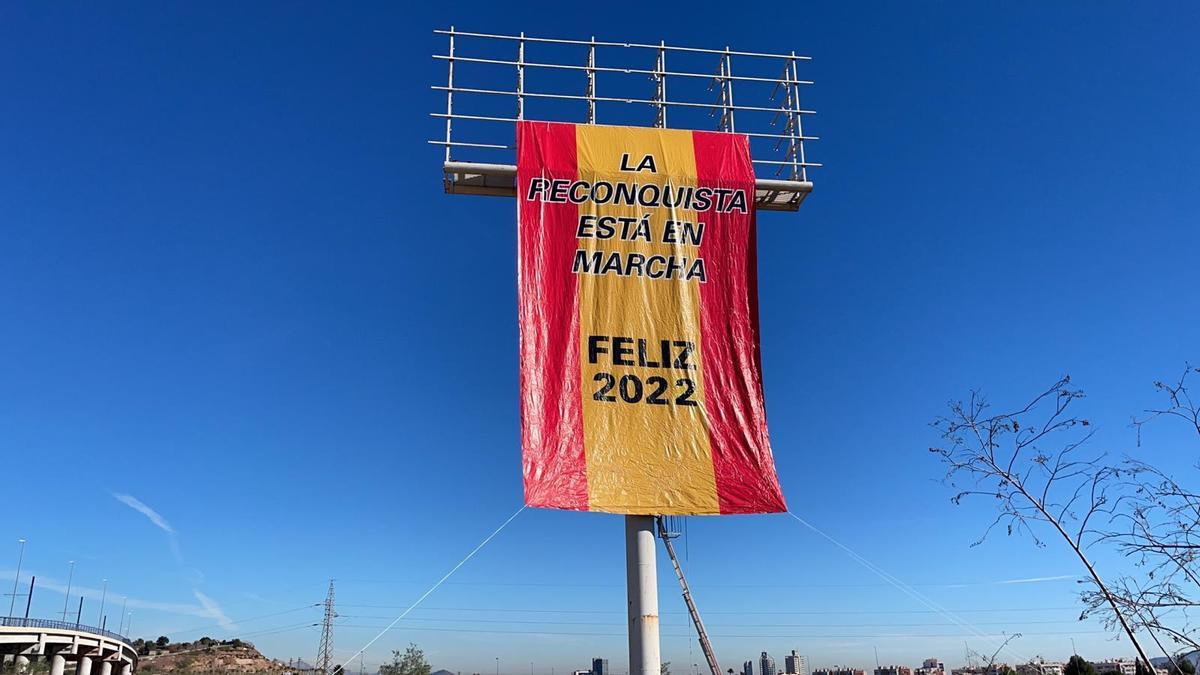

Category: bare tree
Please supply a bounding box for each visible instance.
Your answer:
[1083,366,1200,657]
[929,376,1154,667]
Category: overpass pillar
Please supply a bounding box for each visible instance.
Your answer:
[99,660,114,675]
[78,655,95,675]
[50,653,67,675]
[14,655,31,674]
[120,662,132,675]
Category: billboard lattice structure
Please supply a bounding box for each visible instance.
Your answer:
[430,28,819,211]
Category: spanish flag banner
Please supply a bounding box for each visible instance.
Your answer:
[517,121,786,516]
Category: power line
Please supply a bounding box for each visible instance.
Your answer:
[165,604,322,636]
[334,604,1082,615]
[333,579,1076,589]
[332,624,1111,639]
[334,615,1093,628]
[240,622,321,639]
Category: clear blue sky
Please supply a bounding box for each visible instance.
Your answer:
[2,2,1198,674]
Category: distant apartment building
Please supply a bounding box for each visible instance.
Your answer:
[874,666,913,675]
[915,660,947,675]
[785,652,809,675]
[1015,664,1062,675]
[593,659,609,675]
[953,666,1012,675]
[744,661,755,675]
[1014,662,1064,675]
[761,653,777,675]
[812,668,865,675]
[1092,661,1138,675]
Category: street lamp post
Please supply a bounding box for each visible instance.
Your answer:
[62,561,76,622]
[97,579,108,626]
[8,539,26,617]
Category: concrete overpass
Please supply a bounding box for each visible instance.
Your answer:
[1,618,138,675]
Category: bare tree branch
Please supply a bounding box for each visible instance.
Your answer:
[931,376,1155,667]
[1083,366,1200,657]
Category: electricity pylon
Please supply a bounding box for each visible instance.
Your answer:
[315,580,336,675]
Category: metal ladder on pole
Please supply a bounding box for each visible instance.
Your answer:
[656,517,722,675]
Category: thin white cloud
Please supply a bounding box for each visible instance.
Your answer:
[193,591,236,631]
[996,574,1077,584]
[939,574,1077,589]
[4,571,219,619]
[113,494,175,534]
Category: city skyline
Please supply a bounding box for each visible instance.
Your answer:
[343,651,1190,675]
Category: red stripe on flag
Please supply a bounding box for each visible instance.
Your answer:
[517,121,589,511]
[692,130,787,514]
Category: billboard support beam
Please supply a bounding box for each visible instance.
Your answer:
[625,515,661,675]
[442,161,812,211]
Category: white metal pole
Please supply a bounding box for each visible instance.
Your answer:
[62,561,75,622]
[9,539,26,617]
[97,579,108,626]
[625,515,660,675]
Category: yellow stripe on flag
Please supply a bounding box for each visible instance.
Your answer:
[575,125,720,515]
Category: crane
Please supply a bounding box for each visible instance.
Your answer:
[656,517,721,675]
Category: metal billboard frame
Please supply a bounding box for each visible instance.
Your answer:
[431,28,819,211]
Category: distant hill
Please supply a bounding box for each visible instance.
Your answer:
[1149,651,1199,670]
[432,669,456,675]
[139,640,287,674]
